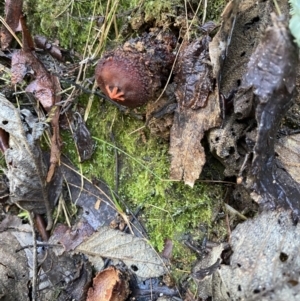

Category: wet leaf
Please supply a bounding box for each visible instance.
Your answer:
[60,157,117,230]
[87,266,130,301]
[75,226,167,279]
[242,14,300,217]
[73,113,94,162]
[11,15,62,184]
[51,219,94,252]
[0,94,50,216]
[0,215,93,301]
[0,0,23,49]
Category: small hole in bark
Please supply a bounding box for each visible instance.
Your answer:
[279,252,288,262]
[229,147,235,154]
[131,265,138,271]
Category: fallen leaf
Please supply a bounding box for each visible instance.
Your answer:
[60,157,118,230]
[87,266,130,301]
[219,210,300,301]
[241,14,300,217]
[0,0,23,49]
[11,15,62,184]
[51,219,94,252]
[76,226,166,279]
[0,94,51,219]
[0,229,29,301]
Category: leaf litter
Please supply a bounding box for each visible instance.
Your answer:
[1,0,300,300]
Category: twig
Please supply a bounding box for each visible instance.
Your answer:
[28,212,38,301]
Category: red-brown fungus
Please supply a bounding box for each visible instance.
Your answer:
[95,30,176,108]
[95,53,151,108]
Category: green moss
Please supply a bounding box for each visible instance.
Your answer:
[24,0,227,276]
[70,96,224,273]
[144,0,174,22]
[205,0,227,21]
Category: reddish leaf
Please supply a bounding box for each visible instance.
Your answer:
[87,266,130,301]
[0,0,23,49]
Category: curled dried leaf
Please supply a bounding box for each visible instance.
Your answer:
[87,266,130,301]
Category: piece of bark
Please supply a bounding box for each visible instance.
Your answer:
[169,35,221,187]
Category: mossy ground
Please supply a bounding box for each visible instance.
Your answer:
[24,0,227,276]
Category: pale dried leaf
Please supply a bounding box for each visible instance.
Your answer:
[0,94,48,214]
[275,134,300,184]
[76,226,166,279]
[0,230,29,301]
[219,210,300,301]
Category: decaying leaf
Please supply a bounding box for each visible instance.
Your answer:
[11,15,62,184]
[0,0,23,49]
[11,15,58,108]
[87,266,130,301]
[73,112,94,162]
[169,34,221,187]
[75,226,167,279]
[60,157,118,230]
[193,210,300,301]
[275,134,300,184]
[208,0,278,176]
[0,227,29,301]
[0,95,51,219]
[209,0,239,88]
[240,14,300,217]
[222,210,300,301]
[51,219,94,252]
[0,215,93,301]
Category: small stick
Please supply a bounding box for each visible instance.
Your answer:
[28,212,38,301]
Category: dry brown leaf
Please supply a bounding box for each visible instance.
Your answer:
[169,35,221,187]
[75,226,166,279]
[87,266,130,301]
[0,0,23,49]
